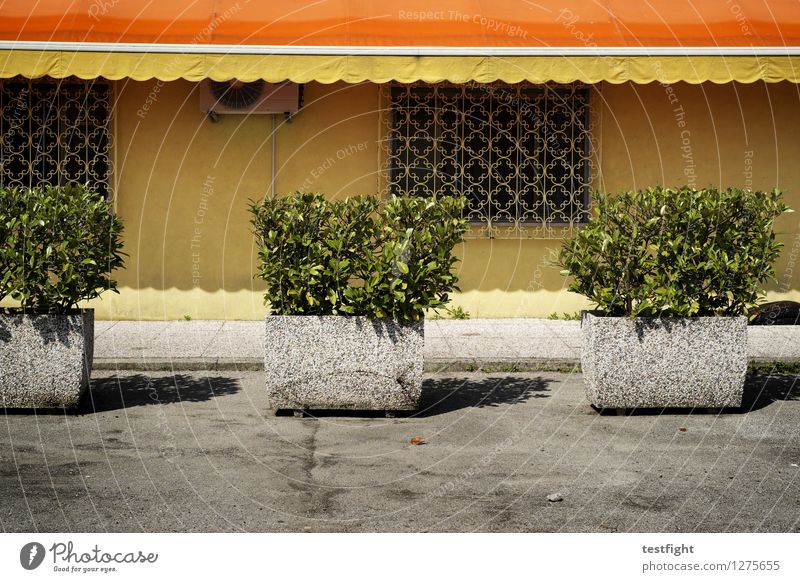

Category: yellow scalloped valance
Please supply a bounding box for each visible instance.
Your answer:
[2,50,800,84]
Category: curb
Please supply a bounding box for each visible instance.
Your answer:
[93,358,264,371]
[423,358,580,373]
[92,357,579,373]
[92,357,800,374]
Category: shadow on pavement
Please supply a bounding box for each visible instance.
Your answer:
[416,375,551,417]
[81,374,241,413]
[279,375,552,418]
[740,374,800,412]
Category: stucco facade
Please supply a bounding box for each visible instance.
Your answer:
[82,79,800,320]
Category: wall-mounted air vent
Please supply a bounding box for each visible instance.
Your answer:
[199,79,302,115]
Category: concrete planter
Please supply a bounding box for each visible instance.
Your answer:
[581,311,747,409]
[264,316,424,412]
[0,309,94,408]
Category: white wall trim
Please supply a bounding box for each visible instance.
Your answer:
[1,41,799,56]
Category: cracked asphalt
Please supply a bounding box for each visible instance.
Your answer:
[1,371,799,532]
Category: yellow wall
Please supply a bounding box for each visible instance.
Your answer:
[595,81,800,308]
[96,79,382,320]
[86,79,800,320]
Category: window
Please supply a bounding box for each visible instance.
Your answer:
[1,77,112,197]
[384,83,593,237]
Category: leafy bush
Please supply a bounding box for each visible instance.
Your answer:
[250,192,467,320]
[558,186,789,317]
[0,184,125,312]
[444,305,471,320]
[250,193,377,316]
[547,311,582,321]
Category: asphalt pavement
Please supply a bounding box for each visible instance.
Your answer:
[1,370,798,532]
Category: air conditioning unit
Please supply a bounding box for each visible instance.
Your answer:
[199,79,301,115]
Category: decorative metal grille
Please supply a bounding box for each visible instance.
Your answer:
[0,76,112,197]
[380,82,595,238]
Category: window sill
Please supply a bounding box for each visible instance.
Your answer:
[463,221,588,240]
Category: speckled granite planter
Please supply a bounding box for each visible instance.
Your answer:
[0,309,94,408]
[581,311,747,409]
[265,316,424,412]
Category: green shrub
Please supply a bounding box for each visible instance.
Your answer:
[250,193,467,320]
[558,186,789,317]
[547,311,581,321]
[444,305,471,320]
[0,184,125,312]
[250,193,378,316]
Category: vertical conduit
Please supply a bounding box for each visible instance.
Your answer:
[271,113,276,198]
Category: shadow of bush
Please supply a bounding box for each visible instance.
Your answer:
[416,375,551,417]
[82,373,241,413]
[740,374,800,412]
[282,375,552,418]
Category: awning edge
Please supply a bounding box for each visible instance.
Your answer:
[2,51,799,84]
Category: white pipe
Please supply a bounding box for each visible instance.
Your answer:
[2,40,800,56]
[271,114,276,199]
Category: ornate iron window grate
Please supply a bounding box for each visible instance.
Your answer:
[380,82,596,238]
[0,76,112,197]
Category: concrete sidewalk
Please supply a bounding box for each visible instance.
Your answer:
[94,319,800,370]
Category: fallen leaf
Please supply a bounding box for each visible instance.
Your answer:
[410,437,428,446]
[678,427,687,432]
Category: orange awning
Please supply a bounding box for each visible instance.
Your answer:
[1,0,799,83]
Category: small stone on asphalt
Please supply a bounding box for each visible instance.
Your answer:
[547,493,564,502]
